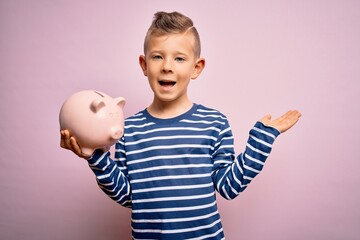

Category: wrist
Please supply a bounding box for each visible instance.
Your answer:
[256,121,281,137]
[87,149,105,163]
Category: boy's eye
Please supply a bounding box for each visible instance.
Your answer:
[175,57,185,62]
[152,55,162,60]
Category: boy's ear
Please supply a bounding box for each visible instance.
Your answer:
[191,58,206,80]
[139,55,148,77]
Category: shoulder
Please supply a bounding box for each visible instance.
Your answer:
[187,104,230,130]
[194,104,228,120]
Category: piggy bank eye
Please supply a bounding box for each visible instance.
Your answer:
[109,113,113,118]
[91,99,105,113]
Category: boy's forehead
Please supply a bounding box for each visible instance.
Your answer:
[146,32,196,53]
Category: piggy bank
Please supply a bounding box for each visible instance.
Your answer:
[59,90,126,156]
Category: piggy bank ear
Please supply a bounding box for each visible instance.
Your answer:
[115,97,126,109]
[90,99,106,113]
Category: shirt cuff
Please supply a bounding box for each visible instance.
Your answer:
[87,149,106,165]
[255,121,281,137]
[251,121,281,145]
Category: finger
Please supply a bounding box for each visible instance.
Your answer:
[60,129,70,149]
[277,110,300,123]
[280,110,302,132]
[286,110,302,122]
[70,137,91,159]
[63,129,70,139]
[70,137,82,156]
[277,110,294,121]
[70,138,92,159]
[63,130,74,149]
[293,110,302,119]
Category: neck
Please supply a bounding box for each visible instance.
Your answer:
[147,97,193,119]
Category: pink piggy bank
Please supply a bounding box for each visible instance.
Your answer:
[59,90,126,156]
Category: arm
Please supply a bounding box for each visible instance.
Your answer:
[60,130,132,207]
[211,110,301,200]
[88,141,132,208]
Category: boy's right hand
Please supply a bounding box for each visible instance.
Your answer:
[60,129,92,160]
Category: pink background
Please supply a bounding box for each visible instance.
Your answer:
[1,0,359,239]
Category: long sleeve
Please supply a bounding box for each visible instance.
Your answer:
[88,105,279,239]
[87,138,132,208]
[211,121,280,200]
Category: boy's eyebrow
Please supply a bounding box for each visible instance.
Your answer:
[146,50,163,56]
[148,50,190,57]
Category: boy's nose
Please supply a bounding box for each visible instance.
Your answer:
[161,59,173,73]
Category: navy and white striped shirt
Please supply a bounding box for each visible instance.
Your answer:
[88,104,280,239]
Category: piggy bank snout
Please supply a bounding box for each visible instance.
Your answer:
[110,128,123,140]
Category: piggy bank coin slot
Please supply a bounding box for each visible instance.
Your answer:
[94,91,105,97]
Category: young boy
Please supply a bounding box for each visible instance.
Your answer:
[61,11,301,240]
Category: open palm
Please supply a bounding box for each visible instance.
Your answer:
[260,110,302,133]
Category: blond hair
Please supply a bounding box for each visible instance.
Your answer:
[144,11,201,57]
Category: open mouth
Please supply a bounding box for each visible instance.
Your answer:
[159,80,176,88]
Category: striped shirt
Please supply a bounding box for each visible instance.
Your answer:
[88,104,280,239]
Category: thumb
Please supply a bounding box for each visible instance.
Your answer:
[259,114,272,124]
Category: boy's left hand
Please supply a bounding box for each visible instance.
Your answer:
[260,110,302,133]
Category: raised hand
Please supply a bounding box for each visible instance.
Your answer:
[259,110,302,133]
[60,129,92,160]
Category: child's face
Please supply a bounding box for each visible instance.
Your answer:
[140,32,204,105]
